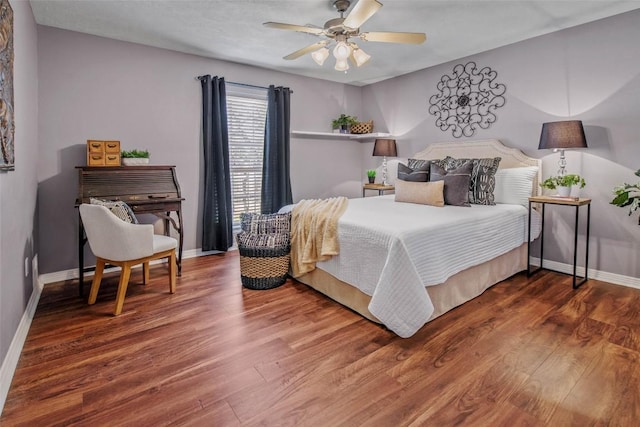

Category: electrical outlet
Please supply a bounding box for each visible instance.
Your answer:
[25,257,30,278]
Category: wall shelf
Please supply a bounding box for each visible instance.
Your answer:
[291,130,392,142]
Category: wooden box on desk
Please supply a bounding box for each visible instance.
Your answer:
[87,140,121,166]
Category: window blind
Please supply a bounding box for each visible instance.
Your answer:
[226,85,268,225]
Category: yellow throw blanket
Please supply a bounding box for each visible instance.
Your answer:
[291,197,348,277]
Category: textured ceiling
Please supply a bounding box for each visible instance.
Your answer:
[30,0,640,86]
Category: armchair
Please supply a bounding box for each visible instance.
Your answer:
[79,203,177,315]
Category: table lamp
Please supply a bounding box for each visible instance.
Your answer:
[373,138,397,185]
[538,120,587,175]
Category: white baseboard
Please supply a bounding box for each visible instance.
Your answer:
[528,257,640,290]
[39,247,232,285]
[0,282,42,415]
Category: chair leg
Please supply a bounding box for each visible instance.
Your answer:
[168,249,176,294]
[88,258,105,305]
[143,261,150,285]
[114,262,133,315]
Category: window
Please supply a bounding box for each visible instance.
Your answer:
[226,84,268,225]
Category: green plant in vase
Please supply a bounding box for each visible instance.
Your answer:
[540,174,586,196]
[331,114,358,134]
[121,149,150,165]
[121,149,150,158]
[366,169,376,184]
[611,169,640,225]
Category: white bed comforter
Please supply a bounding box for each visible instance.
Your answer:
[315,195,541,337]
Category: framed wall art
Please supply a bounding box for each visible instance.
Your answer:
[428,61,506,138]
[0,0,14,171]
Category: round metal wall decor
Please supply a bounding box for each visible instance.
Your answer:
[428,61,506,138]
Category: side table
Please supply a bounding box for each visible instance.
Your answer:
[363,183,395,197]
[527,195,591,289]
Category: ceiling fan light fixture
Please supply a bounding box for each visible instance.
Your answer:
[352,46,371,67]
[311,47,330,65]
[334,59,350,71]
[333,40,352,60]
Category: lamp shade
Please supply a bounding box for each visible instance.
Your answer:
[352,47,371,67]
[373,139,397,157]
[333,41,352,60]
[311,47,330,66]
[538,120,588,150]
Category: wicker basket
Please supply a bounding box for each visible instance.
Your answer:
[350,120,374,134]
[237,233,290,290]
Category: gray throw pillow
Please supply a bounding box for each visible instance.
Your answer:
[398,161,430,182]
[429,162,473,207]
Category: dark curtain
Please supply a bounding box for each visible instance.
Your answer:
[200,75,233,251]
[261,85,293,214]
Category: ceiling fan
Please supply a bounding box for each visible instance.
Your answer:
[263,0,426,71]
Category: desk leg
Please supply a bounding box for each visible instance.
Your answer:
[177,207,183,275]
[527,201,532,275]
[585,204,591,281]
[540,203,545,271]
[78,213,85,297]
[572,205,579,288]
[572,203,590,289]
[528,203,545,277]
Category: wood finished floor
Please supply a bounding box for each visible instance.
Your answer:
[2,251,639,426]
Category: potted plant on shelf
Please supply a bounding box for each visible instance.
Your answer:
[121,149,150,166]
[540,174,586,197]
[611,169,640,225]
[332,114,358,134]
[367,169,376,184]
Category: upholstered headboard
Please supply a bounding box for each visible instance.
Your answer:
[411,139,542,196]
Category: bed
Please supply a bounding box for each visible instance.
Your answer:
[291,139,542,338]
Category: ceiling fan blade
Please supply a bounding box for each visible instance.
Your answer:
[360,31,426,44]
[343,0,382,29]
[284,41,329,60]
[263,22,324,35]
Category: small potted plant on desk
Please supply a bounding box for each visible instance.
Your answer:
[367,169,376,184]
[332,114,358,134]
[121,149,150,166]
[611,168,640,225]
[540,174,586,197]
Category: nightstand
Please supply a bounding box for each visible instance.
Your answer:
[527,195,591,289]
[363,183,395,197]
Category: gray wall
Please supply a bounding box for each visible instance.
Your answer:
[362,9,640,279]
[37,26,364,274]
[35,9,640,279]
[0,1,39,367]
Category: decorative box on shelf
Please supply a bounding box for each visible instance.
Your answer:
[86,140,120,166]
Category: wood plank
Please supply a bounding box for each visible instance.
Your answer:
[2,252,639,425]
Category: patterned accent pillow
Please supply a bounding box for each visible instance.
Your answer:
[429,162,473,207]
[436,156,501,205]
[240,212,291,234]
[467,157,501,205]
[397,162,430,182]
[89,198,138,223]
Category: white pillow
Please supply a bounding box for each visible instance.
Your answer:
[494,166,539,206]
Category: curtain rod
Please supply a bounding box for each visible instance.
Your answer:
[195,76,293,93]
